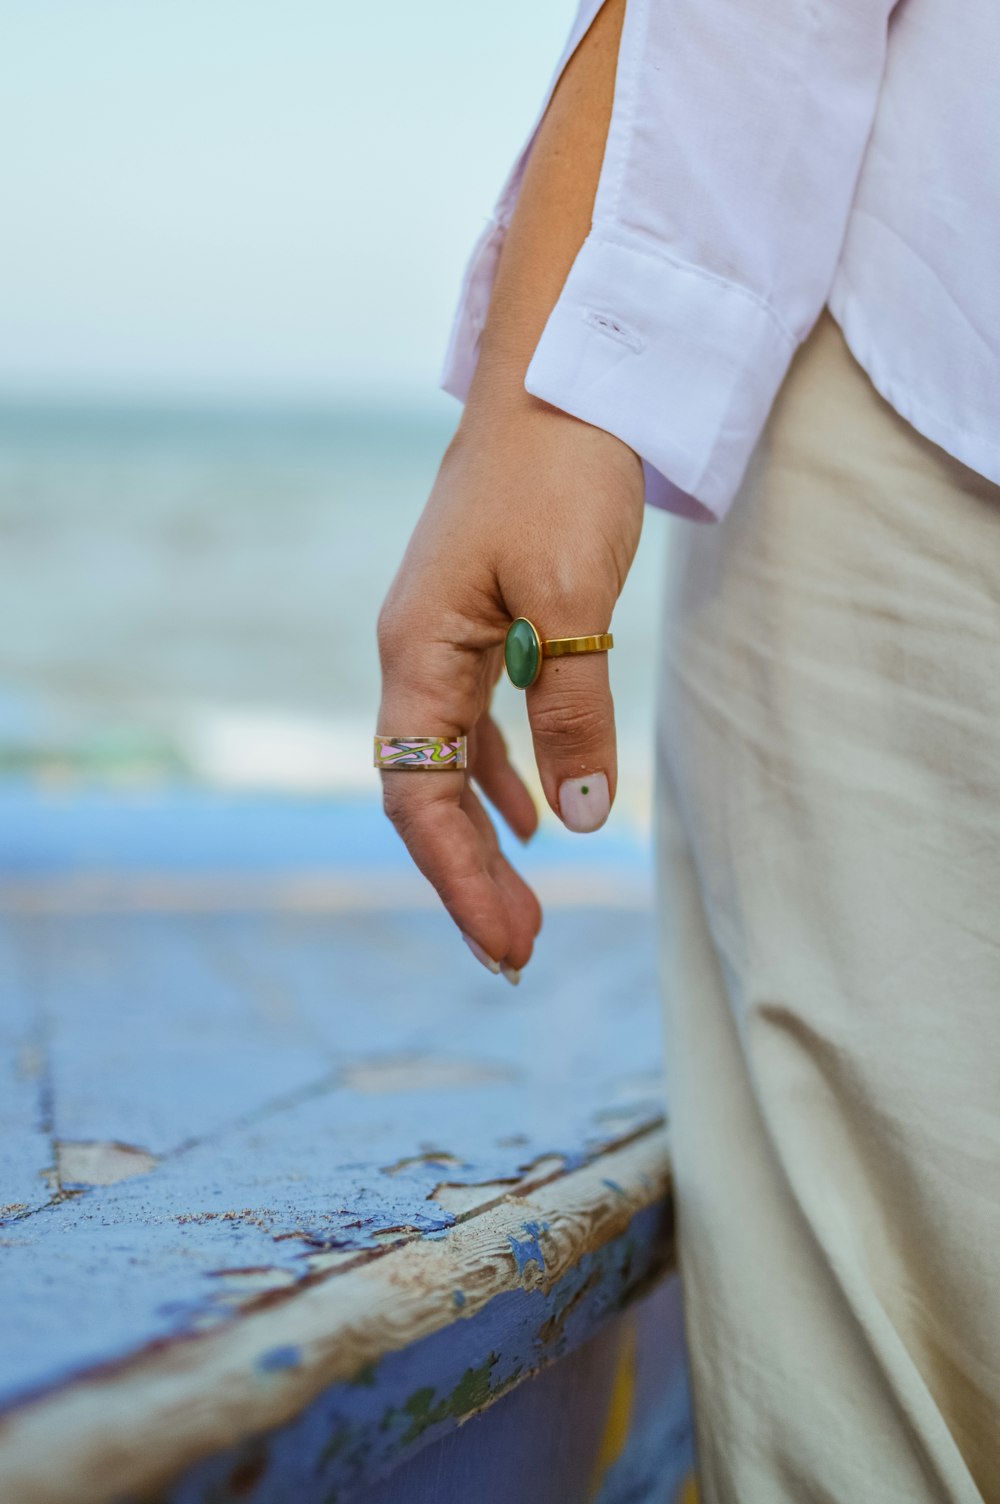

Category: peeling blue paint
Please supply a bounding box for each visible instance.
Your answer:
[452,1289,466,1310]
[170,1203,673,1502]
[0,793,666,1438]
[508,1221,549,1278]
[354,1280,693,1504]
[257,1346,301,1373]
[0,902,665,1413]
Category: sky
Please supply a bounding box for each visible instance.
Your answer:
[0,0,572,407]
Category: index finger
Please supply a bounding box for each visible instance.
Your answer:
[377,638,539,972]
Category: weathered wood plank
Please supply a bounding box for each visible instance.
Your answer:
[0,792,681,1502]
[0,898,666,1413]
[0,1130,673,1504]
[170,1276,694,1504]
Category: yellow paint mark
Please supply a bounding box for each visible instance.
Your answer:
[676,1472,700,1504]
[588,1314,637,1498]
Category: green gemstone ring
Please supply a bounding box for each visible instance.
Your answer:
[503,618,614,690]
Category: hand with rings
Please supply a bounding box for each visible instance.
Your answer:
[375,395,644,984]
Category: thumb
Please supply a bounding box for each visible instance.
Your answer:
[520,616,617,834]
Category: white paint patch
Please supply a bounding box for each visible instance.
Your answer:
[56,1140,159,1188]
[343,1056,517,1095]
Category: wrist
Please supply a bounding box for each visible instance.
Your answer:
[453,368,641,484]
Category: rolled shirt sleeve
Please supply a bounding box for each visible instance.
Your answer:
[441,0,898,521]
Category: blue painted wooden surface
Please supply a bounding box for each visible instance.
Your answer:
[0,789,689,1501]
[0,784,654,885]
[175,1276,695,1504]
[170,1211,686,1504]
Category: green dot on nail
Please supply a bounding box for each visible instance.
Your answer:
[581,784,589,795]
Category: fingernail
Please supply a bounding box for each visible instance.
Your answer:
[558,772,610,833]
[462,934,500,974]
[500,961,521,987]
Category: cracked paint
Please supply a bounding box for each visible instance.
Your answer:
[397,1353,498,1444]
[1,800,667,1435]
[380,1151,464,1177]
[172,1203,674,1502]
[0,793,692,1504]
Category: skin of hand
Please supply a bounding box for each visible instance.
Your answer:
[376,0,641,982]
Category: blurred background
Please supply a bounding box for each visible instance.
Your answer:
[0,0,666,830]
[0,15,691,1480]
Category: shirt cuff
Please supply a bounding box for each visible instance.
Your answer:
[525,227,797,522]
[440,222,797,522]
[439,217,506,408]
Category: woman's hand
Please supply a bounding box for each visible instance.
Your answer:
[377,387,644,980]
[378,0,635,978]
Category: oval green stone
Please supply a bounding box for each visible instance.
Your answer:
[505,617,541,689]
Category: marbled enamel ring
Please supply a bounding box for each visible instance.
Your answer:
[504,617,614,690]
[374,735,468,771]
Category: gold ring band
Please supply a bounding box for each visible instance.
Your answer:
[504,617,613,689]
[541,632,614,659]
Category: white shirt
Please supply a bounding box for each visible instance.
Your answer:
[441,0,1000,522]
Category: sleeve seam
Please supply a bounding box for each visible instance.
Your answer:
[603,0,649,223]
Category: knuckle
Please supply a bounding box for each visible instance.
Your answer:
[380,782,447,846]
[380,779,421,839]
[380,778,408,830]
[531,563,615,631]
[376,600,411,664]
[436,868,478,914]
[530,693,608,752]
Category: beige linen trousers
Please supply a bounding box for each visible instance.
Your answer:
[656,309,1000,1503]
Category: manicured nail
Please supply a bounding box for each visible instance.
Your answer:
[462,934,500,974]
[558,772,610,833]
[500,962,521,987]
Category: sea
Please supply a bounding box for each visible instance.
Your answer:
[0,401,668,832]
